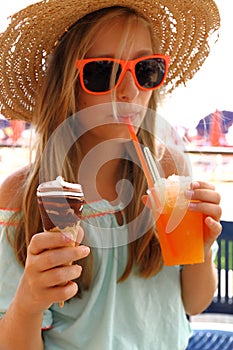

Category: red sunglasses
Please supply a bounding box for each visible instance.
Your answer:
[76,55,170,95]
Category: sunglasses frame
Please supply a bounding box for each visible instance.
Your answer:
[76,54,170,95]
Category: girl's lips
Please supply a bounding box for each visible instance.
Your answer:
[117,114,138,124]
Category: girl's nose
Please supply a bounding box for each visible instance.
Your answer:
[116,71,139,102]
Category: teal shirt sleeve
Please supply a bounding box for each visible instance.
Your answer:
[0,209,52,329]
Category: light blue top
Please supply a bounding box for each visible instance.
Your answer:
[0,200,215,350]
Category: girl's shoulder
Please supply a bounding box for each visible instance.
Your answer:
[0,166,29,210]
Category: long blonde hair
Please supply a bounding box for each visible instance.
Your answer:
[12,6,164,294]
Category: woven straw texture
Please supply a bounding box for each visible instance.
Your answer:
[0,0,220,122]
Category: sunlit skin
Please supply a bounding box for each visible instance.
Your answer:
[77,17,153,153]
[76,17,154,202]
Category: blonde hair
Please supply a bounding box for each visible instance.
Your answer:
[12,6,163,295]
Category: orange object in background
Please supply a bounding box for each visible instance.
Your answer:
[209,109,222,146]
[10,120,25,143]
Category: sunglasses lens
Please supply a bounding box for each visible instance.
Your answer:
[135,58,166,89]
[83,60,121,93]
[79,56,167,93]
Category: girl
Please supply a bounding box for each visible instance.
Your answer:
[0,1,222,349]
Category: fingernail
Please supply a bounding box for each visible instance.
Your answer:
[205,216,214,225]
[63,232,74,241]
[76,227,83,244]
[191,181,200,189]
[185,190,194,199]
[188,202,197,209]
[82,246,90,255]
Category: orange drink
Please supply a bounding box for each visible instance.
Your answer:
[147,175,204,266]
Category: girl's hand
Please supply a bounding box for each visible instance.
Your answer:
[18,227,90,314]
[187,181,222,254]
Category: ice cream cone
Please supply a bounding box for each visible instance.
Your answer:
[37,176,85,307]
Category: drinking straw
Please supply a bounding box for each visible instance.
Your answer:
[125,117,161,207]
[126,117,154,187]
[126,118,177,258]
[143,147,162,184]
[143,143,177,256]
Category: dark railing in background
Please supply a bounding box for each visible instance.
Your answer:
[186,220,233,350]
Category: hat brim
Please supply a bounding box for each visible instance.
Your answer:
[0,0,220,122]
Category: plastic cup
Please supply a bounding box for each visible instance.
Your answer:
[147,175,204,266]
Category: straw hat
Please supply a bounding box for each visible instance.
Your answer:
[0,0,220,122]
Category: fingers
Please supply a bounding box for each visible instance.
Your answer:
[29,226,85,255]
[188,201,222,221]
[203,217,222,252]
[52,281,79,304]
[141,194,153,209]
[187,188,221,205]
[187,181,223,250]
[31,244,90,272]
[205,216,222,237]
[187,181,222,221]
[190,181,216,191]
[74,226,84,245]
[42,264,83,287]
[22,226,90,310]
[24,279,79,308]
[27,227,90,273]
